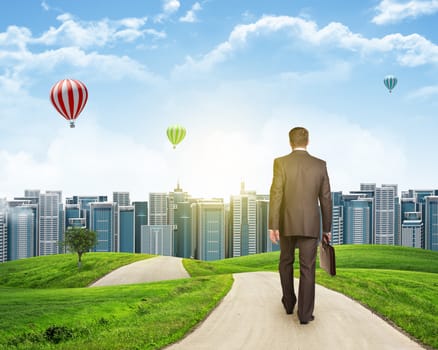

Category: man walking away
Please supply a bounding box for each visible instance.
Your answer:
[269,126,332,324]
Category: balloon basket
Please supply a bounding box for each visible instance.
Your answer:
[70,122,75,128]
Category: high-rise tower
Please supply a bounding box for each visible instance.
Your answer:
[230,182,257,257]
[39,191,62,256]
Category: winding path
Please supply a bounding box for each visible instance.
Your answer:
[89,256,189,287]
[88,257,425,349]
[166,272,424,350]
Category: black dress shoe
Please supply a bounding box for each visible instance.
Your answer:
[281,297,295,315]
[299,315,315,325]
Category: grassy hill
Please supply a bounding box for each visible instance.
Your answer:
[0,246,437,349]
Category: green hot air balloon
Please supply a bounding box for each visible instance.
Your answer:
[167,124,186,149]
[384,75,397,93]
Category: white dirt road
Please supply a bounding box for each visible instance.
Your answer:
[89,255,189,287]
[88,257,425,349]
[166,272,424,350]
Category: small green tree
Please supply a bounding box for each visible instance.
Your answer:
[64,227,97,268]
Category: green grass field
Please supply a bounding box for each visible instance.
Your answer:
[0,245,437,349]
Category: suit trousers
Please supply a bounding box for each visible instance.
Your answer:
[279,235,318,322]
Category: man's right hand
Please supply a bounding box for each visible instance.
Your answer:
[322,232,331,244]
[269,229,280,245]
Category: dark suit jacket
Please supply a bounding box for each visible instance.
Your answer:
[269,150,332,238]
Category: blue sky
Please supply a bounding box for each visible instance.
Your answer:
[1,0,438,201]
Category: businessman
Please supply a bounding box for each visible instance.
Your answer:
[269,127,332,325]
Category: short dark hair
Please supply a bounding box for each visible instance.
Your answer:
[289,127,309,147]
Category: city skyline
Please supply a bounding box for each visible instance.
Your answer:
[1,180,438,265]
[1,1,438,200]
[4,180,438,202]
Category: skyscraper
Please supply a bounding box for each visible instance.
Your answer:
[169,184,193,258]
[425,196,438,251]
[7,206,35,260]
[0,202,7,263]
[375,185,397,245]
[74,195,108,229]
[65,204,82,229]
[149,193,168,225]
[119,206,135,253]
[256,198,278,253]
[331,191,344,245]
[113,192,130,206]
[22,191,40,255]
[192,199,225,261]
[133,201,148,253]
[39,191,62,256]
[89,202,117,252]
[401,212,423,248]
[342,194,372,244]
[230,182,257,257]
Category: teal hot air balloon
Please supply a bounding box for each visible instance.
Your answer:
[384,75,398,93]
[167,124,186,149]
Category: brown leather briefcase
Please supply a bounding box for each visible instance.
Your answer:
[319,241,336,276]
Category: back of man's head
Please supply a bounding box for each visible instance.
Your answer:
[289,127,309,148]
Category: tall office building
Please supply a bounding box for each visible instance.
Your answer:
[39,191,62,256]
[401,212,423,248]
[192,199,225,261]
[90,202,117,252]
[119,206,135,253]
[331,192,344,245]
[141,225,174,256]
[22,192,40,255]
[425,196,438,251]
[343,194,372,244]
[256,198,278,253]
[113,192,130,206]
[230,182,257,257]
[0,203,7,263]
[46,191,65,252]
[169,184,192,258]
[401,197,417,220]
[382,185,401,245]
[7,206,35,260]
[133,201,148,253]
[374,185,396,245]
[64,204,83,229]
[149,193,168,225]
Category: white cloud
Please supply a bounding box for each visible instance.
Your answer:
[117,17,148,29]
[180,2,202,23]
[372,0,438,25]
[155,0,181,22]
[0,15,164,85]
[163,0,181,14]
[0,122,169,201]
[0,14,160,51]
[173,15,438,76]
[0,25,32,50]
[31,13,158,48]
[1,46,160,83]
[41,1,50,11]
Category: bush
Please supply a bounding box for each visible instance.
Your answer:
[44,325,74,344]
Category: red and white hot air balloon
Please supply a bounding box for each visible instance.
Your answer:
[50,79,88,128]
